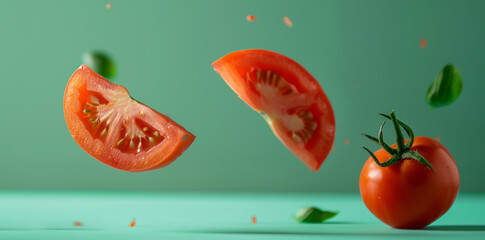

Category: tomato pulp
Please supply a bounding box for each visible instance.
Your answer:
[63,65,195,172]
[212,49,335,171]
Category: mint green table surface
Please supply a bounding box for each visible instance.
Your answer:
[0,192,483,239]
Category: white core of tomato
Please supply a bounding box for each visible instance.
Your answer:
[249,70,317,144]
[282,114,305,132]
[84,90,161,153]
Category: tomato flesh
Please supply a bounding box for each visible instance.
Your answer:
[359,137,460,229]
[212,49,335,171]
[64,65,195,172]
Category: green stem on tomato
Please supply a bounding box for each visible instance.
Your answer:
[378,121,397,155]
[379,113,415,150]
[379,113,414,150]
[361,133,379,145]
[390,111,405,153]
[361,111,435,171]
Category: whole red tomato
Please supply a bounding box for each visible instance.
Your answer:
[359,111,460,229]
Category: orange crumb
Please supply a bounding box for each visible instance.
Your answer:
[283,16,293,27]
[420,38,427,49]
[343,139,350,145]
[129,218,136,227]
[434,136,441,142]
[106,3,112,9]
[251,216,257,224]
[74,221,82,226]
[247,15,256,22]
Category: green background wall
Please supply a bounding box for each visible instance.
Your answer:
[0,0,483,192]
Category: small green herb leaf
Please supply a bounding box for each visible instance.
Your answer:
[426,64,462,108]
[82,51,116,80]
[293,206,338,223]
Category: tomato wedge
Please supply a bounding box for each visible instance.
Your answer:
[63,65,195,172]
[212,49,335,171]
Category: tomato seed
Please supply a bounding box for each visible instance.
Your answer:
[83,109,91,114]
[300,111,312,120]
[91,96,100,105]
[292,133,302,142]
[306,121,317,132]
[117,139,124,147]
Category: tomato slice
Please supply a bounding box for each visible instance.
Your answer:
[212,49,335,171]
[63,65,195,172]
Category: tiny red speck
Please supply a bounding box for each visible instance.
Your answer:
[106,3,112,9]
[247,15,256,22]
[420,38,427,49]
[74,221,82,226]
[344,139,350,145]
[252,216,257,224]
[283,16,293,27]
[130,218,136,227]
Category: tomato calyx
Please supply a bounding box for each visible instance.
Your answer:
[361,111,435,171]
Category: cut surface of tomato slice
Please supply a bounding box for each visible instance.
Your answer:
[63,65,195,172]
[212,49,335,171]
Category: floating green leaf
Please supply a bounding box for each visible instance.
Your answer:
[426,64,462,108]
[293,206,338,223]
[82,51,116,80]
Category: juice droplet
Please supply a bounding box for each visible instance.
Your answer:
[343,139,350,145]
[74,221,82,226]
[129,218,136,227]
[284,16,293,27]
[247,15,256,22]
[420,38,427,49]
[106,3,112,9]
[251,216,257,224]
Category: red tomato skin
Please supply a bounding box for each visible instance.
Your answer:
[359,137,460,229]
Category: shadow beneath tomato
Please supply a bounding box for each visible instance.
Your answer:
[193,230,440,237]
[294,221,361,225]
[190,225,443,237]
[425,225,485,231]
